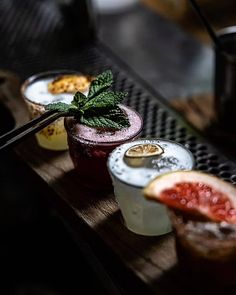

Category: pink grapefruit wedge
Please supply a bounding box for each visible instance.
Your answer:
[144,171,236,224]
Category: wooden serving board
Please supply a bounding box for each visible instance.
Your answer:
[0,70,220,294]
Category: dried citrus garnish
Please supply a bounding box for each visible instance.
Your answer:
[125,144,163,158]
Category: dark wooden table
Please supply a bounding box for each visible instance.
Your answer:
[0,71,181,294]
[2,66,235,294]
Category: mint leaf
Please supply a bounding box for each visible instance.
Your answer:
[45,102,82,117]
[80,115,122,130]
[103,107,130,128]
[88,70,113,99]
[68,106,83,117]
[71,91,87,108]
[46,102,71,113]
[96,70,113,84]
[82,91,127,111]
[80,107,130,130]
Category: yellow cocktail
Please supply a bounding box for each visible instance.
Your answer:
[21,70,92,150]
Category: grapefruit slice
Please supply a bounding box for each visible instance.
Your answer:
[125,144,163,158]
[144,171,236,224]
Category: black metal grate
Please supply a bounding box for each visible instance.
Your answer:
[107,58,236,185]
[1,0,236,185]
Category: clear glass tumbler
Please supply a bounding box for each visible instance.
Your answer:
[108,139,195,236]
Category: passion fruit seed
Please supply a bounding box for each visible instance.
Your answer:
[125,144,163,158]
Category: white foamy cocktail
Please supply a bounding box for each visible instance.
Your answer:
[64,104,143,190]
[21,71,91,151]
[107,139,195,236]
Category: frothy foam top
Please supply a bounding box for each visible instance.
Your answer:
[24,77,88,105]
[71,105,142,143]
[108,139,194,188]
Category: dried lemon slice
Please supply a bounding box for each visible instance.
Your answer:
[125,144,163,158]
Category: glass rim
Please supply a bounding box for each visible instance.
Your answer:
[217,26,236,37]
[216,26,236,60]
[21,69,92,107]
[107,138,195,188]
[64,105,143,146]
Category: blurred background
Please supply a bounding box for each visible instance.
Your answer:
[143,0,236,43]
[96,0,236,99]
[1,0,236,100]
[0,0,236,294]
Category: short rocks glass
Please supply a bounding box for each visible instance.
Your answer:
[108,139,195,236]
[65,104,143,190]
[21,70,92,151]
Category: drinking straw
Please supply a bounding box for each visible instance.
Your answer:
[0,111,66,151]
[188,0,223,51]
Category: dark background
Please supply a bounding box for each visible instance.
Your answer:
[0,0,235,294]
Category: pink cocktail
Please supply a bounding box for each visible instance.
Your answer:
[65,104,143,190]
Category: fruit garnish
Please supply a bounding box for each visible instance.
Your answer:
[125,144,163,158]
[48,75,92,94]
[46,70,130,130]
[144,171,236,224]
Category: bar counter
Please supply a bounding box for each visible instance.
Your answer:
[1,2,236,293]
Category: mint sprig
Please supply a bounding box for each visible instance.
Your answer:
[88,70,113,99]
[72,91,87,108]
[81,107,130,130]
[82,91,127,111]
[46,70,130,130]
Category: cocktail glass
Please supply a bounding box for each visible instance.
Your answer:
[170,210,236,287]
[108,139,195,236]
[21,70,91,151]
[64,104,143,190]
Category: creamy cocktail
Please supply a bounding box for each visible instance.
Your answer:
[108,139,194,236]
[21,70,91,150]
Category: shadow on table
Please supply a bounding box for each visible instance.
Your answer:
[51,168,115,213]
[17,137,70,168]
[150,263,236,295]
[0,151,108,295]
[93,208,236,294]
[94,209,183,292]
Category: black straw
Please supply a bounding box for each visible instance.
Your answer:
[188,0,223,51]
[0,110,56,144]
[0,111,66,151]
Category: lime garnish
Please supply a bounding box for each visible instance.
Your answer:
[125,144,163,158]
